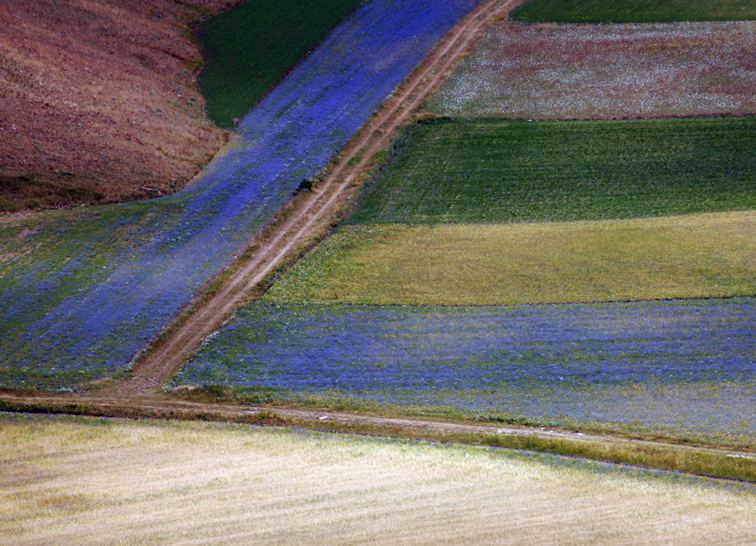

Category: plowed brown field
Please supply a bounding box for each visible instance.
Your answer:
[0,0,243,212]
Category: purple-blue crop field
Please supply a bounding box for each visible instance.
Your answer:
[172,298,756,443]
[0,0,482,390]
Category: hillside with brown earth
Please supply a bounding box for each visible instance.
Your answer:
[0,0,244,212]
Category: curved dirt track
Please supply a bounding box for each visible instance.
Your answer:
[103,0,525,397]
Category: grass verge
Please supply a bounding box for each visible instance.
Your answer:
[2,394,755,484]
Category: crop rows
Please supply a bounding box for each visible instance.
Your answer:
[0,0,482,390]
[173,298,756,443]
[347,117,756,224]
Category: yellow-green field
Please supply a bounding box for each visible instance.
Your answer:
[265,211,756,305]
[3,414,756,545]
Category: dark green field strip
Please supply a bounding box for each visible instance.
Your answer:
[197,0,365,128]
[511,0,756,23]
[347,117,756,225]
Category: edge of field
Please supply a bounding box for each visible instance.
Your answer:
[4,0,756,486]
[2,391,756,484]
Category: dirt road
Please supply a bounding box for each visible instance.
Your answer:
[4,0,756,484]
[2,390,755,483]
[103,0,526,397]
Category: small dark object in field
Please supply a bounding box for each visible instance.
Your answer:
[296,179,313,193]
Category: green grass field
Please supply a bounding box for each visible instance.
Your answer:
[511,0,756,23]
[196,0,364,128]
[347,117,756,225]
[4,414,756,545]
[265,211,756,305]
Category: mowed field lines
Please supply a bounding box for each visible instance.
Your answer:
[4,414,756,546]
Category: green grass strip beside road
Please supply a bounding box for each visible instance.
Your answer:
[196,0,365,128]
[511,0,756,23]
[264,212,756,305]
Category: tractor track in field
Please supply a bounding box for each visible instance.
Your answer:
[96,0,526,398]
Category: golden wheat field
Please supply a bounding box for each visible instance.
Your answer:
[3,414,756,545]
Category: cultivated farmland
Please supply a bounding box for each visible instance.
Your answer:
[0,0,483,391]
[263,213,756,305]
[177,0,756,449]
[0,0,237,211]
[347,117,756,224]
[4,0,756,538]
[4,414,756,545]
[173,298,756,444]
[511,0,756,23]
[425,22,756,120]
[196,0,365,127]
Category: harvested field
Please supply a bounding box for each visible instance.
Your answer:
[4,414,756,545]
[426,21,756,120]
[264,212,756,305]
[172,297,756,443]
[0,0,243,212]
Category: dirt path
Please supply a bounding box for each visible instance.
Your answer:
[101,0,525,397]
[2,391,754,471]
[4,1,756,484]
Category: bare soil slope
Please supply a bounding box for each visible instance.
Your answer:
[0,0,243,212]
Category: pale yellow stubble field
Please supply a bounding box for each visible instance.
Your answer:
[2,414,756,545]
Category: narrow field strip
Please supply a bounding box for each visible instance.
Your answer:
[347,117,756,225]
[171,297,756,444]
[426,21,756,119]
[3,414,756,546]
[265,211,756,305]
[510,0,756,23]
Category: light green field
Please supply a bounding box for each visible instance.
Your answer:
[265,211,756,305]
[3,414,756,546]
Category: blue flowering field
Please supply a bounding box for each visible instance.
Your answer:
[172,298,756,443]
[0,0,482,390]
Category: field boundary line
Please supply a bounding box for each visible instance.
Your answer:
[2,391,756,483]
[101,0,525,396]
